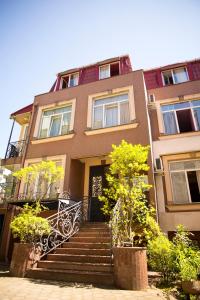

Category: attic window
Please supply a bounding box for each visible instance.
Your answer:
[162,67,188,86]
[61,73,79,89]
[99,62,120,80]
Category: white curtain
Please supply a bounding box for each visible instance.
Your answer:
[120,102,129,124]
[173,69,188,84]
[105,105,118,127]
[163,112,178,134]
[39,117,50,138]
[61,113,71,134]
[194,108,200,130]
[49,116,61,136]
[93,106,103,128]
[171,172,189,204]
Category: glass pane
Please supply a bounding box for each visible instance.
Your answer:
[100,65,110,79]
[39,117,50,138]
[170,161,185,171]
[171,172,189,204]
[161,102,190,112]
[170,160,200,171]
[69,74,78,87]
[94,93,128,106]
[173,68,188,84]
[49,116,61,137]
[163,112,178,134]
[120,101,130,124]
[162,71,173,85]
[43,106,71,116]
[105,105,118,127]
[191,100,200,107]
[93,106,103,129]
[193,108,200,130]
[61,113,71,135]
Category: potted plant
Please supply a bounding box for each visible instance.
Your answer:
[9,201,51,277]
[9,160,63,277]
[100,140,160,290]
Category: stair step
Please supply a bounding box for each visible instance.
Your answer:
[70,237,111,243]
[80,227,110,232]
[56,248,111,256]
[62,242,111,249]
[47,254,112,264]
[76,232,110,237]
[37,261,113,272]
[27,268,114,285]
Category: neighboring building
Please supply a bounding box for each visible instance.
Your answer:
[144,58,200,240]
[0,55,155,261]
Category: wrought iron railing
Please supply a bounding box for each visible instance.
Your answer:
[110,199,121,247]
[35,198,83,259]
[5,140,26,159]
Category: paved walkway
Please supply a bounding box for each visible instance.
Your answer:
[0,266,168,300]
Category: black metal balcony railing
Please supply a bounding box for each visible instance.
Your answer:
[5,140,26,159]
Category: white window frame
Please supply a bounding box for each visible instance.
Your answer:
[68,72,79,87]
[38,105,72,138]
[161,100,200,134]
[99,64,110,80]
[92,93,130,129]
[162,67,189,86]
[170,159,200,204]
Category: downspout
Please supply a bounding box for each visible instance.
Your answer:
[142,72,159,224]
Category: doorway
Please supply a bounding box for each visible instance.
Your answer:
[88,165,109,222]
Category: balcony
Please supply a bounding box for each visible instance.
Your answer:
[1,140,26,167]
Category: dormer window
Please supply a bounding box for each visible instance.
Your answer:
[99,62,120,80]
[162,67,188,86]
[61,73,79,89]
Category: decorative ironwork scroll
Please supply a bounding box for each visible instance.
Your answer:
[92,176,102,197]
[35,199,83,259]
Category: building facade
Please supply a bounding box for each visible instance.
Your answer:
[0,55,155,261]
[144,58,200,240]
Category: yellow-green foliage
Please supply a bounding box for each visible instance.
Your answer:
[99,140,160,246]
[10,202,51,243]
[13,160,64,199]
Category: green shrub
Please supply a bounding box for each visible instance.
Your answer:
[148,234,175,284]
[10,202,51,243]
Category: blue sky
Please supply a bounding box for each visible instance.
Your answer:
[0,0,200,158]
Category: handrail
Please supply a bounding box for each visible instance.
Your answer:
[5,140,26,159]
[35,199,83,259]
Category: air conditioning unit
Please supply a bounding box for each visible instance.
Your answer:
[155,157,163,173]
[149,94,155,103]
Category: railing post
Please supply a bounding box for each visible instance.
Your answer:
[5,119,15,159]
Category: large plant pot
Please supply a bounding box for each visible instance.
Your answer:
[10,243,40,277]
[113,247,148,290]
[182,280,200,295]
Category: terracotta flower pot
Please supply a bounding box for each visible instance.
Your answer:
[113,246,148,290]
[182,280,200,295]
[10,243,40,277]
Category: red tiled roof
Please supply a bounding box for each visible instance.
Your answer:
[11,104,33,117]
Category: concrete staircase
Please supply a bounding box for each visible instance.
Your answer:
[27,222,114,285]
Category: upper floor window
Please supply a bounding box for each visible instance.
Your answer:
[61,73,79,89]
[39,106,72,138]
[99,62,120,80]
[92,93,130,129]
[170,160,200,204]
[162,67,188,86]
[161,100,200,135]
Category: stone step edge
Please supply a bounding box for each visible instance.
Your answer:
[48,254,112,258]
[31,268,113,276]
[39,260,113,267]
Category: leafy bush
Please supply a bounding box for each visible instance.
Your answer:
[148,234,175,284]
[148,225,200,284]
[99,140,160,246]
[10,202,51,243]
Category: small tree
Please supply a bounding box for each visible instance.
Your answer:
[100,140,160,247]
[13,160,64,200]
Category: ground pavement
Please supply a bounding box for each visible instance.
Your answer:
[0,265,169,300]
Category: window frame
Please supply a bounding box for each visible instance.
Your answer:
[68,72,79,87]
[169,159,200,204]
[161,100,200,134]
[38,105,73,139]
[162,67,189,86]
[99,62,120,80]
[92,92,130,129]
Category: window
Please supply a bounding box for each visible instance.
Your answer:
[161,100,200,134]
[61,73,79,89]
[170,160,200,204]
[162,67,188,86]
[92,93,130,129]
[99,62,120,80]
[39,106,72,138]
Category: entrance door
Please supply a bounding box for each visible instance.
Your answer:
[89,165,109,222]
